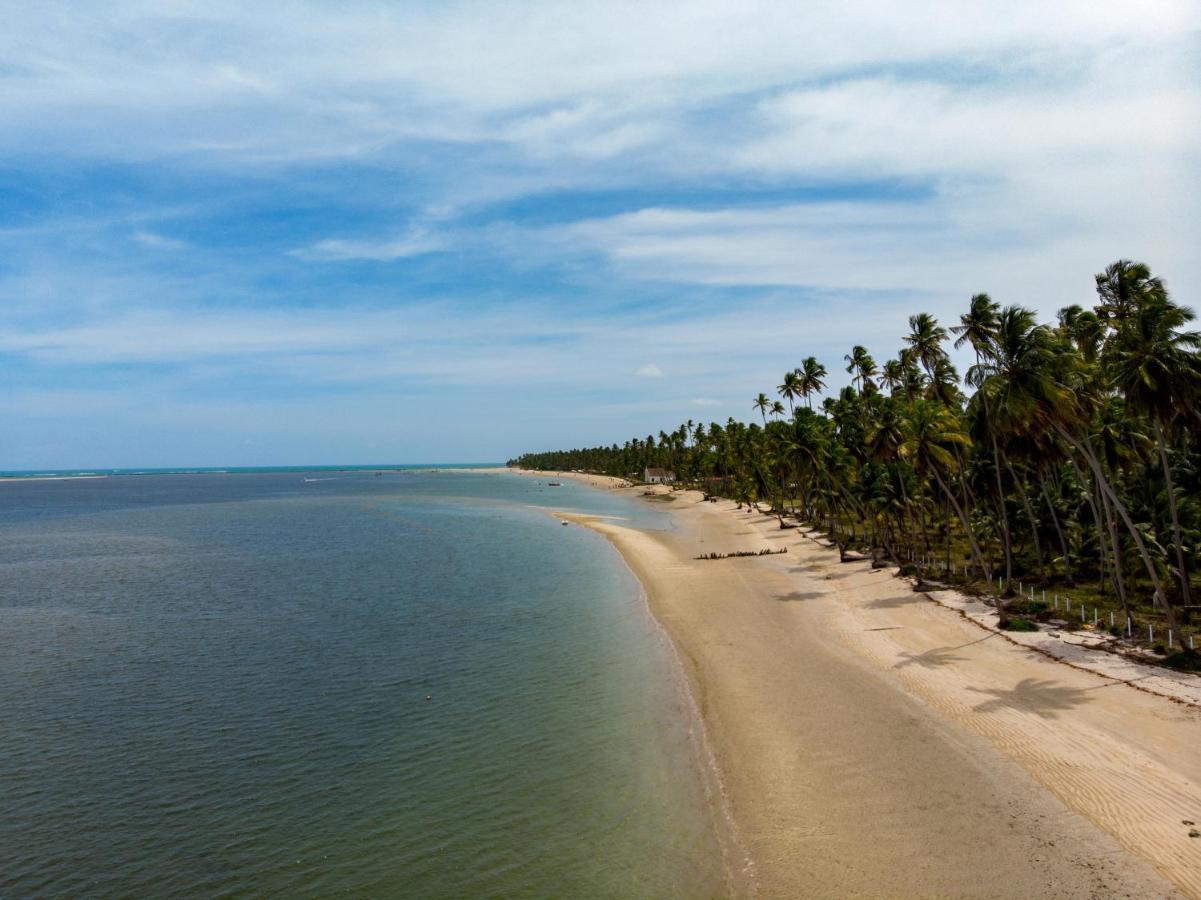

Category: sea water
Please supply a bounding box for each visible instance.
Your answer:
[0,470,725,896]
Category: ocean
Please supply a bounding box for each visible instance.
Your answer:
[0,469,726,896]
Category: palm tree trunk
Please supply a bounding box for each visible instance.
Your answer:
[930,465,992,586]
[1060,426,1182,648]
[1100,480,1131,613]
[1036,467,1074,586]
[991,432,1014,589]
[1070,455,1131,624]
[898,472,916,558]
[1003,452,1045,572]
[1154,421,1191,608]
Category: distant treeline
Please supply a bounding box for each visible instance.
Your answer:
[512,261,1201,651]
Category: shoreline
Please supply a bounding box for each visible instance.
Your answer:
[595,525,759,898]
[511,468,1201,897]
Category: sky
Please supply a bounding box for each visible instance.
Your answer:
[1,1,1198,468]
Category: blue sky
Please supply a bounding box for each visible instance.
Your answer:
[1,1,1198,467]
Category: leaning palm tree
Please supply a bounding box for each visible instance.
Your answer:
[897,399,992,586]
[1106,290,1201,608]
[753,393,771,426]
[798,356,827,409]
[985,309,1189,648]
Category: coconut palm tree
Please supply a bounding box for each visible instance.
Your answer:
[952,293,1000,360]
[845,345,877,393]
[1106,290,1201,607]
[904,312,950,377]
[778,370,802,414]
[898,399,992,586]
[880,359,905,396]
[753,393,771,426]
[798,357,827,409]
[1095,260,1167,326]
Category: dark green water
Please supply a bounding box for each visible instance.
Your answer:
[0,470,726,896]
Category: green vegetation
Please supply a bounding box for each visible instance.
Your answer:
[513,261,1200,651]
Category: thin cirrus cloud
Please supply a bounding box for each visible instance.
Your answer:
[133,230,189,250]
[291,229,450,262]
[0,1,1196,466]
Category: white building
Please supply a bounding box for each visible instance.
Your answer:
[643,467,677,485]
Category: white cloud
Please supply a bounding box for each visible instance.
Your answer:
[292,229,448,262]
[0,1,1195,168]
[2,1,1199,465]
[133,230,188,250]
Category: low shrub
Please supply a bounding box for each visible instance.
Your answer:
[1009,599,1050,618]
[1001,617,1039,632]
[1162,650,1201,671]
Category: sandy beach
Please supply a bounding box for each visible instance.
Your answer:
[511,469,1201,898]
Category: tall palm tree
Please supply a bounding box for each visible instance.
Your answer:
[777,370,802,414]
[753,393,771,426]
[904,312,949,376]
[1095,260,1167,326]
[798,356,827,409]
[845,345,877,392]
[952,293,1000,360]
[898,399,992,585]
[880,358,905,396]
[1106,291,1201,607]
[1057,304,1104,363]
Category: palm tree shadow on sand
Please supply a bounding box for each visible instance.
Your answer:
[895,646,967,669]
[968,678,1092,718]
[774,590,829,602]
[895,634,996,669]
[866,591,927,610]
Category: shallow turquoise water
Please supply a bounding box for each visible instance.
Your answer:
[0,470,725,896]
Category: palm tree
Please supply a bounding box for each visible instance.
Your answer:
[952,293,1000,359]
[880,359,905,396]
[904,312,949,376]
[1095,260,1167,326]
[1106,290,1201,607]
[898,399,992,585]
[778,370,802,414]
[753,393,771,426]
[798,357,827,409]
[845,345,877,392]
[1057,304,1104,363]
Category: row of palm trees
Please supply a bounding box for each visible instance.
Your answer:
[513,261,1200,651]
